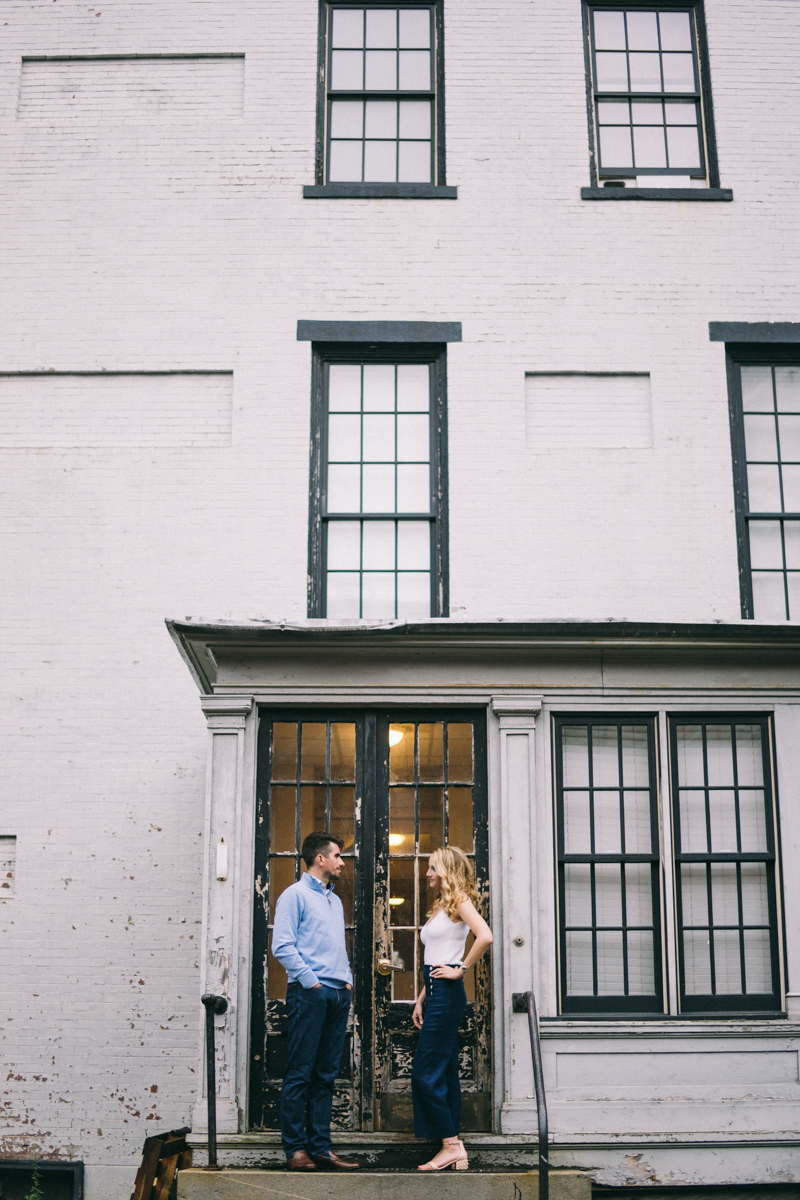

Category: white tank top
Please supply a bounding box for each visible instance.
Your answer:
[419,908,469,966]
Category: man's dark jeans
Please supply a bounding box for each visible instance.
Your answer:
[281,982,351,1159]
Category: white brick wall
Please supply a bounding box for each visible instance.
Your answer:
[0,837,16,898]
[18,55,244,122]
[525,374,652,449]
[0,372,232,446]
[0,0,798,1193]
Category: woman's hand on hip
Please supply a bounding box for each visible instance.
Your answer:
[412,1000,424,1029]
[430,963,464,980]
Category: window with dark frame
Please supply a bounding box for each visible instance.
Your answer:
[727,350,800,622]
[554,712,786,1019]
[318,2,444,187]
[670,716,783,1014]
[554,716,664,1015]
[307,344,448,619]
[583,2,719,186]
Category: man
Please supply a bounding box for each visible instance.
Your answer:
[271,831,361,1172]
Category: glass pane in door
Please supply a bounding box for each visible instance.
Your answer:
[378,715,490,1132]
[250,717,359,1131]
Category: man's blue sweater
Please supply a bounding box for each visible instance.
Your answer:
[271,872,353,990]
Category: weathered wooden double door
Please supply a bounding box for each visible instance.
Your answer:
[248,710,491,1132]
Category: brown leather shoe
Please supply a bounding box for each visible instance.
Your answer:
[312,1151,361,1170]
[287,1150,317,1171]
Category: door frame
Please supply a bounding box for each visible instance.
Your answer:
[188,685,546,1139]
[247,706,490,1133]
[248,709,373,1131]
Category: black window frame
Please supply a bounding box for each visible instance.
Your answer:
[668,714,784,1016]
[554,713,665,1017]
[307,341,449,619]
[306,0,455,199]
[0,1162,83,1200]
[582,0,721,189]
[726,343,800,621]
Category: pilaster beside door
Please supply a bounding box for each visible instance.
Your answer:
[490,695,545,1120]
[193,695,254,1135]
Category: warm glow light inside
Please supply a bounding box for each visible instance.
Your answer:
[388,897,405,906]
[388,834,405,847]
[388,729,404,746]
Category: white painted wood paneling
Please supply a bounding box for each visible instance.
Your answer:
[556,1049,799,1088]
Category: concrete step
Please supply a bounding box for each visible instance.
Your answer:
[178,1168,592,1200]
[186,1132,543,1172]
[594,1191,800,1199]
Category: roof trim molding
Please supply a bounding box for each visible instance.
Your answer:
[167,617,800,642]
[165,617,800,693]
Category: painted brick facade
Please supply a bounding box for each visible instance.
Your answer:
[1,1,798,1195]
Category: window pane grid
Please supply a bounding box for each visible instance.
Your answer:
[557,720,662,1011]
[324,362,434,619]
[327,6,435,183]
[267,721,357,1000]
[389,721,475,1001]
[671,719,780,1008]
[590,7,704,176]
[742,364,800,620]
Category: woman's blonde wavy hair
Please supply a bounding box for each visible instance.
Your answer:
[427,846,480,921]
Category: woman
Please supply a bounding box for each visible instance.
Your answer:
[411,846,493,1172]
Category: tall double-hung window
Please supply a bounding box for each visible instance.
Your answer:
[554,714,784,1016]
[307,3,453,197]
[555,717,663,1015]
[583,3,720,188]
[307,342,449,620]
[670,717,782,1012]
[727,352,800,621]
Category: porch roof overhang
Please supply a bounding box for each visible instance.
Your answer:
[165,617,800,695]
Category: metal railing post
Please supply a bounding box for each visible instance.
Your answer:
[201,994,228,1171]
[512,990,549,1200]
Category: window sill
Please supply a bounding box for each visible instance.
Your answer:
[539,1016,792,1038]
[582,186,733,201]
[303,183,458,199]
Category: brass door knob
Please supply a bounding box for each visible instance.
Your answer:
[377,958,403,975]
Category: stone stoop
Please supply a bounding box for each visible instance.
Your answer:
[177,1169,592,1199]
[186,1133,545,1172]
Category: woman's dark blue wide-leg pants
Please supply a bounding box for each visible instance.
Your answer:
[411,965,467,1139]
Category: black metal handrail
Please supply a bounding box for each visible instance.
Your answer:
[512,990,549,1200]
[201,993,228,1170]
